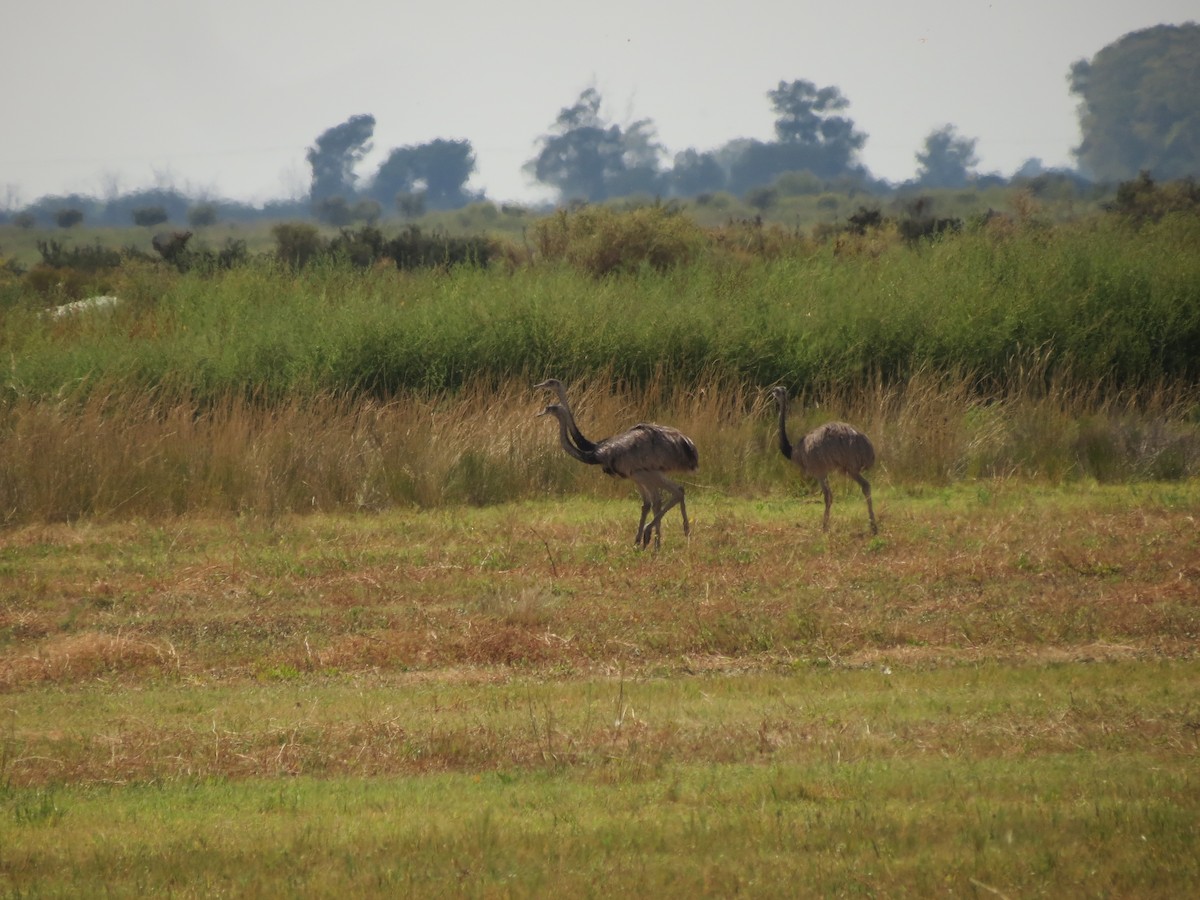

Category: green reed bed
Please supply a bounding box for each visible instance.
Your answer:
[3,214,1198,401]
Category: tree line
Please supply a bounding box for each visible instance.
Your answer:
[3,23,1196,230]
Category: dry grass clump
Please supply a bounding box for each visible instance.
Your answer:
[0,631,177,689]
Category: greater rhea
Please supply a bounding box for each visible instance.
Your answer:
[769,386,877,534]
[536,399,698,549]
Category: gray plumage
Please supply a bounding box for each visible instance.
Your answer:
[770,386,877,534]
[537,401,699,549]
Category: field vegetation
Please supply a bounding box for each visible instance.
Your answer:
[1,194,1199,895]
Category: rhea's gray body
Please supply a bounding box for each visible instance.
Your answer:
[537,401,698,549]
[770,386,877,534]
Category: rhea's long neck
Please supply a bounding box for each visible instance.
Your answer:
[560,397,598,453]
[552,412,599,465]
[776,396,793,460]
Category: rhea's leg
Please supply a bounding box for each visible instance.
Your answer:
[820,477,833,532]
[852,473,877,534]
[644,488,664,550]
[633,483,653,546]
[641,473,686,547]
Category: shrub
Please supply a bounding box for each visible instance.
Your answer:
[329,226,388,268]
[845,206,883,234]
[152,230,193,267]
[132,206,169,228]
[385,226,491,270]
[55,208,83,229]
[36,239,121,271]
[1107,172,1200,225]
[746,187,779,212]
[188,203,218,228]
[774,171,824,196]
[531,205,705,277]
[273,222,325,270]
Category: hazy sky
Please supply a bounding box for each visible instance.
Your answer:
[3,1,1195,207]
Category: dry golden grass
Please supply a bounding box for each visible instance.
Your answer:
[1,372,1196,527]
[2,481,1196,700]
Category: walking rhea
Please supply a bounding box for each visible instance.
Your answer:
[769,386,877,534]
[536,399,698,549]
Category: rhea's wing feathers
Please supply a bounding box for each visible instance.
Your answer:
[800,422,875,474]
[597,423,699,475]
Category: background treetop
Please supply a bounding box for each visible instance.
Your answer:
[1070,22,1200,182]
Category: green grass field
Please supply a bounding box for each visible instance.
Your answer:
[2,485,1198,896]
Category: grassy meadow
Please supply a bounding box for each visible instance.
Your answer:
[1,205,1199,896]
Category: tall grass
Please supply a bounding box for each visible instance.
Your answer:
[2,212,1198,524]
[0,371,1196,525]
[4,214,1198,400]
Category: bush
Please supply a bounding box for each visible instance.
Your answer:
[132,206,169,228]
[1107,172,1200,225]
[36,240,121,271]
[55,208,83,229]
[152,230,193,266]
[385,226,491,270]
[531,205,706,277]
[273,222,325,270]
[329,226,388,268]
[188,204,218,228]
[774,171,824,196]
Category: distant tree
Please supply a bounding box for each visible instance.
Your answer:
[368,139,478,210]
[352,198,382,225]
[396,192,426,219]
[667,149,726,197]
[526,88,664,202]
[770,80,862,149]
[915,126,979,188]
[414,139,479,208]
[314,195,354,227]
[725,80,867,194]
[745,187,778,212]
[188,203,218,228]
[372,150,415,210]
[1070,23,1200,182]
[55,208,83,228]
[13,211,36,229]
[105,189,190,228]
[307,114,375,205]
[132,206,169,228]
[1015,157,1047,179]
[774,171,824,196]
